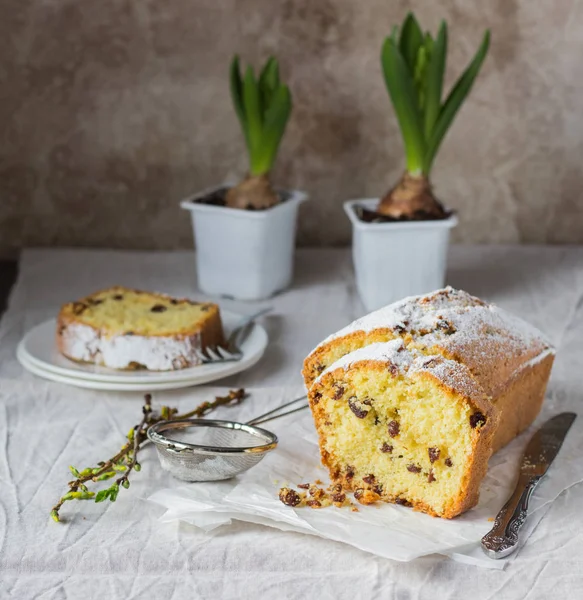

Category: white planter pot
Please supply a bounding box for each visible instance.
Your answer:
[344,199,458,311]
[181,185,308,300]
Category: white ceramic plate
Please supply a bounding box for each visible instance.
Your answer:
[16,351,241,391]
[17,310,268,390]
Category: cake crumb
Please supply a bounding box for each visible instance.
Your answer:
[279,475,386,511]
[278,488,305,507]
[309,485,326,500]
[278,480,353,511]
[354,489,381,505]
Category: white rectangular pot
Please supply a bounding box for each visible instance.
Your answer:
[345,199,458,311]
[181,185,308,300]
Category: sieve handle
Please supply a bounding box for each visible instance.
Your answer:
[246,395,309,426]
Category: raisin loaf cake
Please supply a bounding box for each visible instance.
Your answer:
[303,288,554,518]
[57,286,225,371]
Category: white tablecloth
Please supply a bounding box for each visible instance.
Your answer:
[1,247,583,598]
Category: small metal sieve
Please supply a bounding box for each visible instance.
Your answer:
[147,396,308,481]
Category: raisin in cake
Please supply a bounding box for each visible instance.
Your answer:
[303,288,554,518]
[57,287,224,371]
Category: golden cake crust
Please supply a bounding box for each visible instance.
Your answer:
[489,352,554,452]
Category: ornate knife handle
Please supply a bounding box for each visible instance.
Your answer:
[481,475,542,559]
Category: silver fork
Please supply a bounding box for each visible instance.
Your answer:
[194,307,272,364]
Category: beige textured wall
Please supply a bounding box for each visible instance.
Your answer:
[1,0,582,256]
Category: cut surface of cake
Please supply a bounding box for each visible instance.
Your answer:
[303,287,555,518]
[57,286,224,370]
[309,340,495,518]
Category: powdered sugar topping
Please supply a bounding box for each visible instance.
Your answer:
[317,339,412,379]
[316,287,553,359]
[310,287,555,398]
[60,321,202,370]
[318,287,550,347]
[317,339,483,401]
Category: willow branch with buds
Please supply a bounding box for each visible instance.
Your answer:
[51,388,247,522]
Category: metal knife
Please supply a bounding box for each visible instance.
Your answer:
[481,412,577,559]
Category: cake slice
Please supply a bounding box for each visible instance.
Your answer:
[308,340,496,518]
[57,286,225,370]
